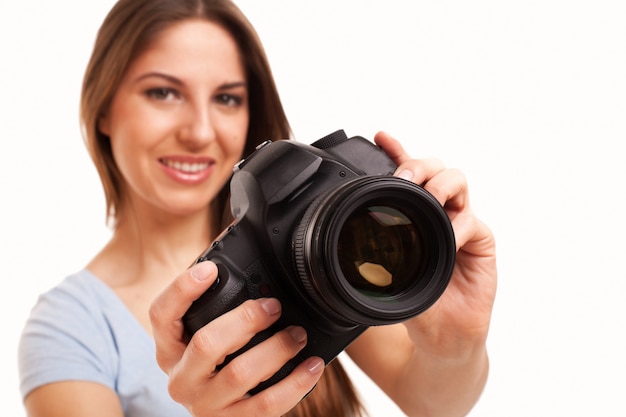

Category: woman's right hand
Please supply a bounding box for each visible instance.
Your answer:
[149,261,325,416]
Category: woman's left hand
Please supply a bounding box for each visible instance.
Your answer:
[374,131,497,360]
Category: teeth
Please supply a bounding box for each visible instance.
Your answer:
[162,159,210,173]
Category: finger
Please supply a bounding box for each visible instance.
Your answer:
[149,261,219,372]
[394,157,447,187]
[451,211,495,257]
[373,131,412,166]
[373,131,451,186]
[168,297,283,404]
[420,167,469,212]
[212,325,309,401]
[229,357,325,416]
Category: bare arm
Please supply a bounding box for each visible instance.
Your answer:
[24,382,124,417]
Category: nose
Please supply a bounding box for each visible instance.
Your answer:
[177,101,215,149]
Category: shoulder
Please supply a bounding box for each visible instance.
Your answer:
[18,270,189,416]
[24,270,117,332]
[18,270,124,398]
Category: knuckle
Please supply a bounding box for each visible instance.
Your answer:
[255,390,280,415]
[291,375,310,393]
[188,327,220,358]
[238,299,264,327]
[169,273,191,300]
[154,350,169,371]
[167,380,184,403]
[424,181,446,200]
[147,299,162,324]
[220,357,252,389]
[166,368,188,403]
[273,335,294,357]
[276,327,304,356]
[450,167,468,183]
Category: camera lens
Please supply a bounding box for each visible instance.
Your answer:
[293,176,455,326]
[337,204,427,298]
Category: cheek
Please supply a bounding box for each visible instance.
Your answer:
[107,115,160,193]
[109,134,145,196]
[226,133,247,161]
[107,98,169,168]
[109,120,141,171]
[110,137,136,174]
[107,101,140,167]
[221,116,249,162]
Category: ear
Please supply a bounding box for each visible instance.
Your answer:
[98,112,111,136]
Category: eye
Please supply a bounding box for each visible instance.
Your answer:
[145,87,181,102]
[214,93,244,107]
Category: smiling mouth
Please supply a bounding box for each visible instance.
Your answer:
[160,158,212,173]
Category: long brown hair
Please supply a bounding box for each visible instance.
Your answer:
[80,0,365,415]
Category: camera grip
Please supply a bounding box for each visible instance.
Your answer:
[183,264,249,336]
[183,260,300,395]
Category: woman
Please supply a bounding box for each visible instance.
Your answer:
[19,0,497,416]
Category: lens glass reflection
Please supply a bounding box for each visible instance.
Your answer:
[337,204,427,299]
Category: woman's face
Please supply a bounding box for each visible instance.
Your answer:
[99,19,249,219]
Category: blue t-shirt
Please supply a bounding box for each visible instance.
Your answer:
[18,269,190,416]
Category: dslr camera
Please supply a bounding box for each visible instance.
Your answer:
[183,130,456,393]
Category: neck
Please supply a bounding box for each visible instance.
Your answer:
[88,200,220,288]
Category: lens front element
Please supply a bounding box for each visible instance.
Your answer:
[293,176,456,326]
[338,205,426,298]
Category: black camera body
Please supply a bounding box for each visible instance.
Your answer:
[183,130,456,393]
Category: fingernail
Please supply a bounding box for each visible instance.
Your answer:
[396,169,414,181]
[191,262,213,281]
[260,298,281,316]
[289,326,307,344]
[306,357,324,374]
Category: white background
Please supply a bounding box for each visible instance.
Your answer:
[1,1,625,416]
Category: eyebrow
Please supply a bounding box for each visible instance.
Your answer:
[219,81,247,90]
[134,72,247,89]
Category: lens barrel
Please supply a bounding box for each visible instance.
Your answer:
[293,176,455,326]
